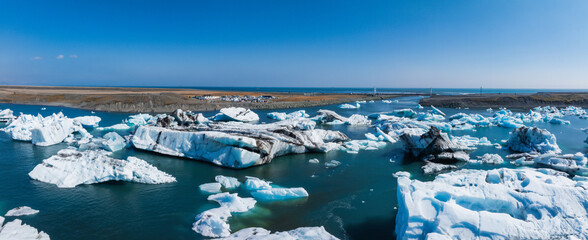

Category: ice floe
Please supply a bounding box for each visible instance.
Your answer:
[0,217,50,240]
[421,161,458,174]
[100,132,126,152]
[72,116,101,127]
[192,192,256,238]
[4,207,39,217]
[470,153,504,164]
[396,168,588,239]
[244,177,309,202]
[28,149,176,188]
[267,110,309,121]
[0,109,15,122]
[213,107,259,122]
[215,175,241,189]
[339,102,360,109]
[325,160,341,168]
[199,182,222,194]
[219,226,338,240]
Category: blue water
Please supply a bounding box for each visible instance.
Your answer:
[0,98,586,240]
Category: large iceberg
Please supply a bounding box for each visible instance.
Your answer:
[505,126,561,154]
[219,226,339,240]
[400,127,470,162]
[396,168,588,239]
[213,107,259,122]
[192,192,256,238]
[28,149,176,188]
[2,113,91,146]
[0,217,50,240]
[131,115,349,168]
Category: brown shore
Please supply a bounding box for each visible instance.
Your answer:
[0,85,408,113]
[420,92,588,109]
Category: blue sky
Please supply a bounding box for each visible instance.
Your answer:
[1,0,587,88]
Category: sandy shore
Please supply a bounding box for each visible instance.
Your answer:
[0,85,407,113]
[420,92,588,109]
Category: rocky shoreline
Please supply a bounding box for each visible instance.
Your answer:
[0,85,407,113]
[420,92,588,109]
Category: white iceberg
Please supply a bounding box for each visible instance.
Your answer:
[325,160,341,168]
[0,109,15,122]
[345,114,371,125]
[267,110,309,121]
[100,132,126,152]
[421,161,457,174]
[192,192,256,238]
[72,116,101,127]
[0,217,50,240]
[396,168,588,240]
[430,105,446,116]
[199,182,222,194]
[3,113,91,146]
[4,207,39,217]
[214,107,259,122]
[131,119,348,169]
[534,152,587,175]
[244,177,272,191]
[338,103,360,109]
[505,127,561,154]
[219,226,338,240]
[471,153,504,164]
[215,175,241,189]
[28,149,176,188]
[244,176,309,201]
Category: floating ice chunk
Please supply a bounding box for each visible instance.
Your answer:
[339,103,360,109]
[0,218,50,240]
[341,139,386,153]
[416,113,445,122]
[389,109,417,118]
[400,127,470,163]
[28,149,176,188]
[325,160,341,168]
[396,168,588,240]
[505,127,561,154]
[96,123,132,131]
[325,120,344,125]
[365,132,384,141]
[215,175,241,189]
[308,158,320,164]
[486,108,493,112]
[192,192,256,238]
[250,187,309,201]
[3,113,90,146]
[200,183,222,194]
[548,118,570,125]
[345,114,371,125]
[534,152,588,175]
[100,132,126,152]
[430,105,445,116]
[417,104,424,109]
[0,109,15,122]
[219,226,338,240]
[267,110,309,121]
[214,107,259,122]
[126,113,156,127]
[451,135,493,150]
[5,207,39,217]
[422,161,457,174]
[393,171,411,178]
[72,116,101,127]
[471,153,504,164]
[244,177,272,191]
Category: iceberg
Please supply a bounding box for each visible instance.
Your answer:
[325,160,341,168]
[100,132,127,152]
[308,158,320,164]
[192,192,256,238]
[4,207,39,217]
[471,153,504,164]
[338,102,360,109]
[430,105,445,116]
[199,182,222,194]
[267,110,309,121]
[341,139,386,153]
[396,168,588,240]
[72,116,101,127]
[219,226,338,240]
[533,152,588,175]
[0,217,50,240]
[131,116,349,169]
[244,176,309,201]
[421,161,457,174]
[215,175,241,189]
[96,114,156,131]
[345,114,371,125]
[505,126,561,154]
[28,149,176,188]
[2,113,91,146]
[0,108,15,122]
[451,135,493,150]
[399,127,470,163]
[213,107,259,122]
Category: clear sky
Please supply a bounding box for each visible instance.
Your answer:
[1,0,587,88]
